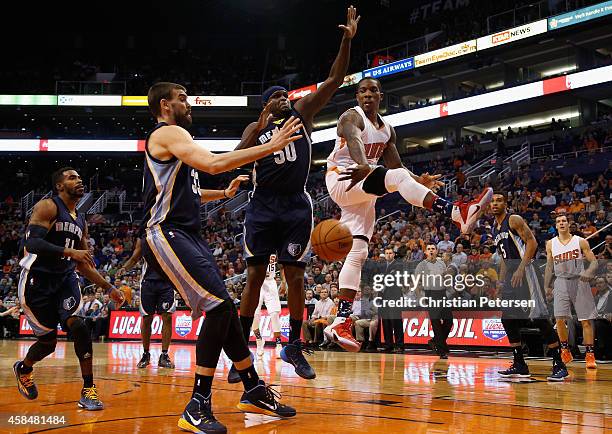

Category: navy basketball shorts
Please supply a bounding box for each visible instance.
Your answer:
[140,278,177,316]
[18,268,82,336]
[243,190,313,267]
[143,225,227,319]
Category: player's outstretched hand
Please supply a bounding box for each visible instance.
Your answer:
[109,287,126,309]
[338,164,372,191]
[66,248,95,268]
[339,5,360,39]
[268,116,303,151]
[256,101,274,132]
[416,172,444,192]
[225,175,250,198]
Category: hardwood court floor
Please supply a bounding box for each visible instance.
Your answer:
[0,340,610,434]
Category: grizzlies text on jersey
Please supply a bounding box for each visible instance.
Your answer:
[252,109,312,194]
[20,196,86,275]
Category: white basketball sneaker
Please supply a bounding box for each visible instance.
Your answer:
[256,338,265,358]
[275,343,283,359]
[451,187,493,234]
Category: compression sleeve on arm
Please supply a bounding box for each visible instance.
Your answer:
[24,224,65,257]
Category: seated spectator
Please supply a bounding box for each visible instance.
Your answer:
[437,233,455,253]
[350,286,378,351]
[302,288,334,346]
[594,276,611,360]
[542,190,557,209]
[305,289,316,305]
[568,198,585,214]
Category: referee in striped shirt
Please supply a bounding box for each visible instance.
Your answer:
[415,244,455,359]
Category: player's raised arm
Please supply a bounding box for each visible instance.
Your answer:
[235,103,273,150]
[579,238,598,282]
[153,118,302,175]
[509,215,538,287]
[294,6,360,126]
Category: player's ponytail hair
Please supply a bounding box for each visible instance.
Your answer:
[148,82,187,117]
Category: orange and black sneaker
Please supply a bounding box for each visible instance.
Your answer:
[13,361,38,400]
[561,347,573,364]
[585,352,597,370]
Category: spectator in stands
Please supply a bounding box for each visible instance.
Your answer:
[302,288,334,347]
[305,289,316,305]
[568,198,585,214]
[0,299,8,338]
[115,278,133,306]
[351,286,378,352]
[437,233,455,253]
[594,276,612,360]
[1,300,20,338]
[452,244,468,268]
[542,189,557,209]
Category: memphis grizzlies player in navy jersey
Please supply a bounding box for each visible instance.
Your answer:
[142,82,302,433]
[13,167,125,410]
[118,175,248,371]
[490,192,568,381]
[232,6,361,382]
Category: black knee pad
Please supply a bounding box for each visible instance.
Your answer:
[68,318,93,361]
[362,166,389,196]
[28,330,58,361]
[501,318,522,343]
[532,319,559,346]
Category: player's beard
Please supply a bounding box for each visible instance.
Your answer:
[175,111,192,129]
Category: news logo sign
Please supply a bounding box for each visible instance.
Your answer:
[477,20,547,51]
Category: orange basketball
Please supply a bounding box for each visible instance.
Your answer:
[311,219,353,262]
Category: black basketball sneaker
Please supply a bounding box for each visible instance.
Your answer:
[237,380,296,418]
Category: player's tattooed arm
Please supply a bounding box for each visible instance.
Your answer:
[509,215,538,288]
[336,110,371,191]
[579,238,598,282]
[294,6,360,127]
[544,240,554,293]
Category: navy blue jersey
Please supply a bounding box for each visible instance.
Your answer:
[20,196,86,275]
[493,214,526,268]
[252,109,312,194]
[142,122,202,233]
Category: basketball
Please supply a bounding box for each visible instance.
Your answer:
[310,219,353,261]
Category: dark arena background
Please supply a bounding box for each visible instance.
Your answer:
[0,1,611,433]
